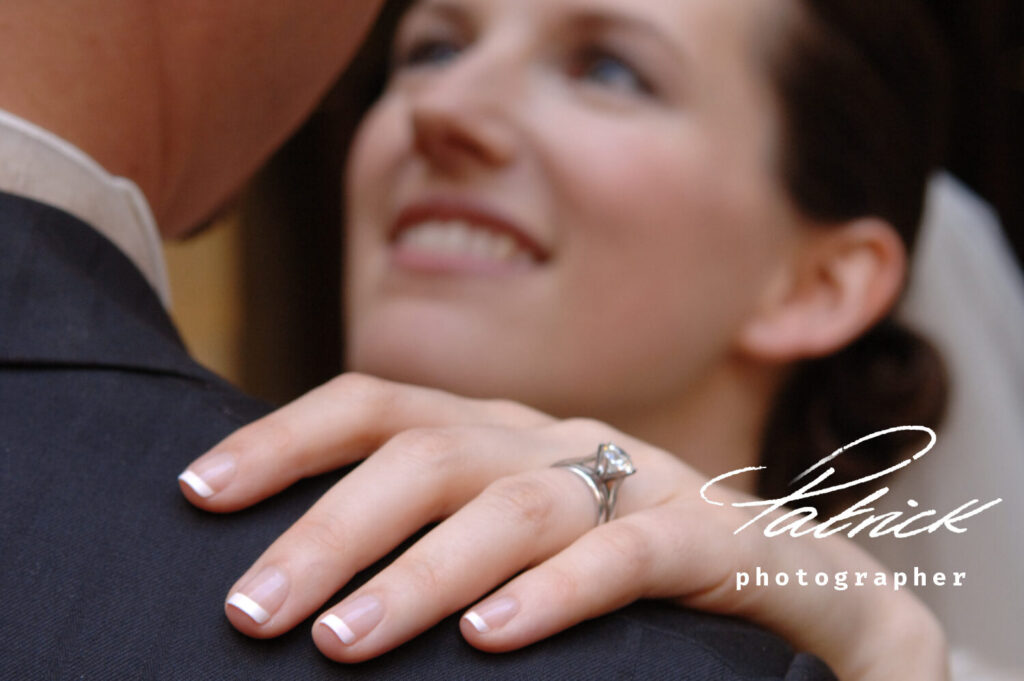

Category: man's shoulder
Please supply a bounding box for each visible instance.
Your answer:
[0,365,834,680]
[0,361,329,678]
[0,198,832,679]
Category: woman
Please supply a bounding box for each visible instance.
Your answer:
[179,0,954,677]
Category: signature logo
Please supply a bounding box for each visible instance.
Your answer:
[700,426,1003,538]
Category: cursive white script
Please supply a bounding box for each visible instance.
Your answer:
[700,426,1003,539]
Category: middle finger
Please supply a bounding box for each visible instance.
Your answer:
[312,466,598,661]
[223,424,559,637]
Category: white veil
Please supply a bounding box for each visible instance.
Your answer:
[862,173,1024,676]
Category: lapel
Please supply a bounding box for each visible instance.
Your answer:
[0,190,212,385]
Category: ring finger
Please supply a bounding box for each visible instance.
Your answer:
[310,464,620,661]
[223,424,561,638]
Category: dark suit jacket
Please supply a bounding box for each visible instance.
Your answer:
[0,190,835,680]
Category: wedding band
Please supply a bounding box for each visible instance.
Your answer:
[553,443,636,525]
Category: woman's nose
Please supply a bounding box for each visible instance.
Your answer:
[408,53,520,175]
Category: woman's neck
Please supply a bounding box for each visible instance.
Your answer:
[607,359,781,493]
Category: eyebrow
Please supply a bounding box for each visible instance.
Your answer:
[558,7,689,65]
[408,1,689,66]
[407,0,475,31]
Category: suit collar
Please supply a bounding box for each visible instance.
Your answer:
[0,191,209,383]
[0,108,171,307]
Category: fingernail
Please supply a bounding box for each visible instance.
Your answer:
[319,595,384,645]
[463,596,519,634]
[178,451,236,498]
[226,566,288,625]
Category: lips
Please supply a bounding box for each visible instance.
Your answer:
[389,199,550,270]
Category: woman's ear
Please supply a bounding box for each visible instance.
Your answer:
[735,218,907,362]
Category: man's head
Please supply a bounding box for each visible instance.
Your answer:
[0,0,382,237]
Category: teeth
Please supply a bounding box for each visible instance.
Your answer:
[396,220,531,262]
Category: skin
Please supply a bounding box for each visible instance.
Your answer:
[344,0,801,480]
[0,0,383,237]
[342,0,906,481]
[185,377,947,680]
[179,0,947,678]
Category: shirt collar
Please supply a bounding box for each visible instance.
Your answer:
[0,107,171,308]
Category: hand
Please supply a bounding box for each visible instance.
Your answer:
[179,373,948,680]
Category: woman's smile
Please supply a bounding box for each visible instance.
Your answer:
[345,0,796,419]
[388,196,550,276]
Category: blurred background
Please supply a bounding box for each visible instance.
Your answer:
[166,0,1024,406]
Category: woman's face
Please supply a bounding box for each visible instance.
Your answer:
[345,0,803,421]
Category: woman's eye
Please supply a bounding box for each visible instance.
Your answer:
[571,49,653,96]
[395,38,462,69]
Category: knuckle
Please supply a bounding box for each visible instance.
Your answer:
[481,398,551,427]
[386,427,462,474]
[592,522,655,581]
[327,371,376,393]
[230,415,296,456]
[326,372,394,412]
[547,417,611,441]
[393,553,446,594]
[483,474,558,529]
[297,513,350,557]
[541,564,580,603]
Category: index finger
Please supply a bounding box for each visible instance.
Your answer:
[177,372,550,511]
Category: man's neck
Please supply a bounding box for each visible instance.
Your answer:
[0,3,165,221]
[0,109,171,307]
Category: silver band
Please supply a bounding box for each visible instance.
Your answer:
[553,443,636,524]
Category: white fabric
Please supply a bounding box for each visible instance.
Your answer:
[0,108,170,308]
[951,649,1024,681]
[867,173,1024,676]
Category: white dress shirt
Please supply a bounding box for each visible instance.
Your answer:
[0,108,170,308]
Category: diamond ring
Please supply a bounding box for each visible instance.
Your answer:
[553,443,636,525]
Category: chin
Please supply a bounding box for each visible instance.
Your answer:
[348,340,613,424]
[347,298,515,391]
[349,348,501,401]
[347,323,507,400]
[344,306,628,418]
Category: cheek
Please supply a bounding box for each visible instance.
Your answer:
[548,120,784,342]
[344,99,409,299]
[520,115,794,415]
[346,99,408,217]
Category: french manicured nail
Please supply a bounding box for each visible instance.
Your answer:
[319,595,385,645]
[463,596,519,633]
[178,451,236,498]
[226,566,288,625]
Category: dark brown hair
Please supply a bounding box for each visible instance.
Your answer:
[757,0,950,508]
